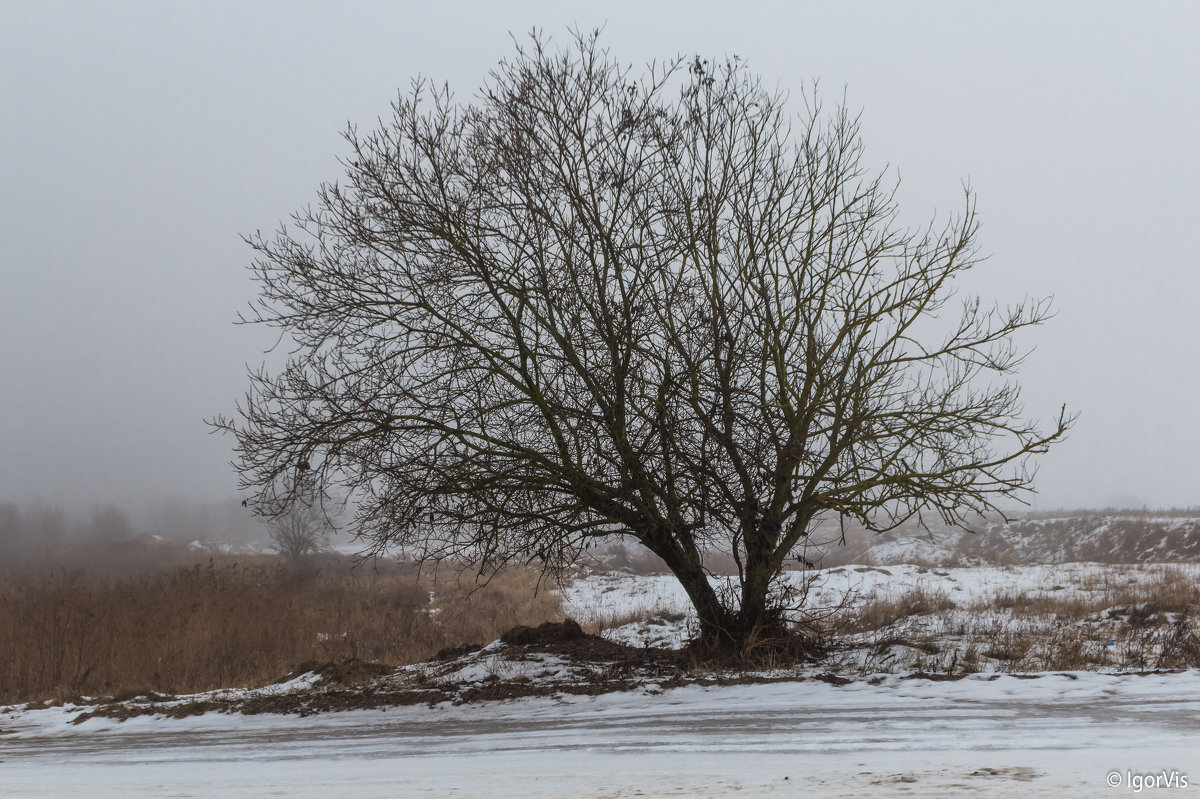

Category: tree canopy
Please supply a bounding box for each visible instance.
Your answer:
[215,32,1071,652]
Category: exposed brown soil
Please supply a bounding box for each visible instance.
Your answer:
[289,659,395,686]
[501,619,586,646]
[68,621,762,723]
[73,617,1066,724]
[70,686,454,725]
[503,619,689,669]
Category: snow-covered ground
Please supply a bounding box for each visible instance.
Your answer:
[3,670,1198,797]
[567,562,1200,622]
[565,562,1200,657]
[4,561,1198,797]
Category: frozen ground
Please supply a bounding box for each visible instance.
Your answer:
[3,671,1198,797]
[4,561,1198,797]
[566,561,1200,658]
[566,562,1200,624]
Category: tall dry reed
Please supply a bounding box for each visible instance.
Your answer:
[0,557,560,704]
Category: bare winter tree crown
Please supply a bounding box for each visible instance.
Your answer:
[213,31,1071,645]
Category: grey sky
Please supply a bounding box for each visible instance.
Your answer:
[1,1,1197,513]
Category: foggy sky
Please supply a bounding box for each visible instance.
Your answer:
[2,1,1197,514]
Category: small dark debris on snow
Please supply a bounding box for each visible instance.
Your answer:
[900,671,971,682]
[435,643,483,661]
[814,672,852,686]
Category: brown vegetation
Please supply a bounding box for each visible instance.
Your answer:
[841,586,956,634]
[839,567,1200,673]
[967,565,1199,618]
[0,553,560,705]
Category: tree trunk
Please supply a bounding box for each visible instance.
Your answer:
[735,520,785,646]
[740,558,776,637]
[649,542,736,647]
[673,563,735,644]
[646,530,799,656]
[665,556,778,653]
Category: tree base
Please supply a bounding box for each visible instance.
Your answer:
[689,617,826,668]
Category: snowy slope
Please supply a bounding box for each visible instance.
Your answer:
[856,513,1200,566]
[565,561,1200,651]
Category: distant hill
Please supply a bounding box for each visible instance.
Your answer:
[839,511,1200,566]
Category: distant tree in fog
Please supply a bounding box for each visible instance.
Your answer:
[86,505,133,542]
[0,503,70,561]
[267,494,332,561]
[0,503,19,555]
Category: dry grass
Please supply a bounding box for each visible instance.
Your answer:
[581,606,689,637]
[841,586,956,634]
[0,556,561,705]
[839,567,1200,674]
[968,566,1200,619]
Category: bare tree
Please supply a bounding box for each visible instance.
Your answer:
[267,494,331,561]
[85,504,133,543]
[214,32,1072,653]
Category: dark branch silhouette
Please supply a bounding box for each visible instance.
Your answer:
[213,31,1072,653]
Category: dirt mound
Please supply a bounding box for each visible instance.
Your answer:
[498,619,690,674]
[313,659,394,686]
[435,643,484,661]
[501,619,585,646]
[275,659,394,687]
